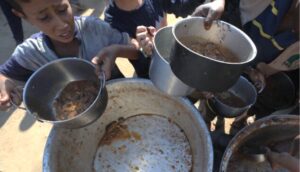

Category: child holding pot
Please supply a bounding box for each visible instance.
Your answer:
[104,0,212,78]
[0,0,141,111]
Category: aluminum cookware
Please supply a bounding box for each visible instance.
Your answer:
[210,76,257,118]
[23,58,108,128]
[170,17,257,92]
[150,26,195,96]
[43,79,213,172]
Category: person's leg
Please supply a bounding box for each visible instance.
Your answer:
[128,52,151,79]
[0,1,23,44]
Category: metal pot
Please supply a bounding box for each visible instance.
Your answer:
[258,72,296,110]
[210,76,257,118]
[23,58,108,129]
[149,26,195,96]
[170,17,257,92]
[220,115,299,172]
[43,79,213,172]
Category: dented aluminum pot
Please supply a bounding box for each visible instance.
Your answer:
[150,26,195,96]
[23,58,108,129]
[170,17,257,92]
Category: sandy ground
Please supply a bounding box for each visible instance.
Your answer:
[0,1,182,171]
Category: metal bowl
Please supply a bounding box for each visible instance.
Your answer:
[150,26,195,96]
[23,58,108,128]
[257,72,296,110]
[170,17,257,92]
[43,79,213,172]
[210,76,257,118]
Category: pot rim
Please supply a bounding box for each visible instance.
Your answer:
[172,17,257,65]
[153,26,173,64]
[23,58,105,124]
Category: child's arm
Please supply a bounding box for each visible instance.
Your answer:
[92,44,139,79]
[192,0,225,30]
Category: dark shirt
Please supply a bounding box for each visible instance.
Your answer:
[104,0,204,38]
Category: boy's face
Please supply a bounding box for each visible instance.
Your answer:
[17,0,75,43]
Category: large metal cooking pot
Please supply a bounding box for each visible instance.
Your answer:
[220,115,299,172]
[43,79,213,172]
[170,17,257,92]
[150,26,195,96]
[23,58,108,128]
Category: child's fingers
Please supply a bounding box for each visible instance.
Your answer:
[136,32,148,44]
[204,9,216,30]
[140,37,151,47]
[91,56,103,75]
[136,26,148,40]
[136,25,147,34]
[192,4,208,16]
[147,26,157,37]
[100,60,112,80]
[0,91,11,110]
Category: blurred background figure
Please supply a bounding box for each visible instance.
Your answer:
[0,0,24,45]
[70,0,85,12]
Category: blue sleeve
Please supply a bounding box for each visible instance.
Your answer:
[0,57,33,82]
[160,0,204,17]
[84,16,130,45]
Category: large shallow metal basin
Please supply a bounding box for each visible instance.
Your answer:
[220,115,299,172]
[43,79,213,172]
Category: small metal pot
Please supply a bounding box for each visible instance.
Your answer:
[210,76,257,118]
[257,72,296,111]
[23,58,108,129]
[170,17,257,92]
[149,26,195,96]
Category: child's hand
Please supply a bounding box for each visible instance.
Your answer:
[244,67,266,93]
[136,25,156,57]
[192,0,225,30]
[266,147,300,172]
[0,74,21,111]
[92,46,118,80]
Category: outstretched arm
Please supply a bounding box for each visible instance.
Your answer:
[91,44,139,79]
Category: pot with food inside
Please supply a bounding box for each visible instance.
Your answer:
[23,58,107,128]
[170,17,257,92]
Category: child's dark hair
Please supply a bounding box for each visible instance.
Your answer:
[5,0,30,13]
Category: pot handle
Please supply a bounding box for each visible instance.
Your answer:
[10,100,26,110]
[10,85,26,110]
[99,71,106,90]
[10,100,44,123]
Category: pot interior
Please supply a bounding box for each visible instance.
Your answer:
[23,58,101,121]
[173,17,256,64]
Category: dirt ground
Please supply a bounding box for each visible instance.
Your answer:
[0,1,183,171]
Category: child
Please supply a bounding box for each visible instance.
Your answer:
[195,0,299,65]
[104,0,207,78]
[198,0,299,113]
[0,0,139,110]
